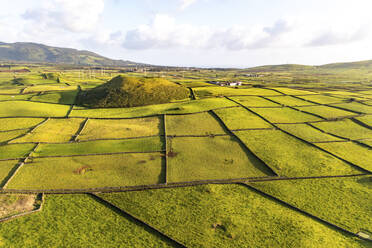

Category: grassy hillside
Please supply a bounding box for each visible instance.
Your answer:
[0,42,141,66]
[77,75,190,108]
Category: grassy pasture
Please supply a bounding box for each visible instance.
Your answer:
[265,95,313,106]
[312,119,372,140]
[166,112,226,136]
[0,118,44,131]
[79,117,162,140]
[70,97,237,118]
[193,86,281,98]
[8,153,164,189]
[249,176,372,234]
[296,94,344,104]
[269,87,316,95]
[0,160,18,185]
[99,184,365,248]
[276,123,343,142]
[177,81,213,87]
[0,194,174,247]
[23,84,77,93]
[295,105,357,119]
[229,95,280,107]
[0,143,34,160]
[0,129,28,143]
[167,136,272,182]
[234,130,361,176]
[0,101,70,117]
[214,107,272,129]
[316,142,372,172]
[0,88,22,94]
[12,118,83,143]
[33,136,164,157]
[30,90,78,105]
[330,102,372,114]
[250,107,321,123]
[0,94,34,101]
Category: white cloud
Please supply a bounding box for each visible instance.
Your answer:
[180,0,198,10]
[307,27,369,47]
[22,0,105,32]
[122,14,292,50]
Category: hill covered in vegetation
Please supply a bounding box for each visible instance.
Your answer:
[0,42,142,66]
[77,75,190,108]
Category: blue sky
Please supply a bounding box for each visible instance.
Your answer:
[1,0,372,67]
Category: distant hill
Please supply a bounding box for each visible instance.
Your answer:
[0,42,143,67]
[77,75,190,108]
[245,60,372,72]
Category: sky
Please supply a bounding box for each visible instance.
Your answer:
[0,0,372,67]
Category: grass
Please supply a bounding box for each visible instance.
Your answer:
[0,160,18,185]
[11,118,83,143]
[33,136,164,157]
[315,142,372,172]
[78,76,189,108]
[296,94,343,104]
[355,115,372,126]
[213,107,272,129]
[30,90,78,105]
[7,153,164,189]
[234,130,362,176]
[98,184,365,248]
[193,86,281,98]
[0,118,45,131]
[0,94,34,101]
[0,130,28,143]
[23,84,77,93]
[0,101,70,117]
[0,144,35,160]
[249,176,372,234]
[229,96,280,107]
[250,107,321,123]
[167,136,272,182]
[0,194,175,247]
[276,123,343,142]
[166,112,226,136]
[312,119,372,140]
[295,105,357,119]
[70,97,237,118]
[265,96,313,106]
[269,87,317,95]
[329,102,372,114]
[79,117,162,140]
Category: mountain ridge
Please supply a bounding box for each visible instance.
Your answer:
[0,41,144,67]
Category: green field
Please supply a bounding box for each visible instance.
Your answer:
[276,123,344,142]
[70,97,237,118]
[315,142,372,172]
[79,117,162,140]
[99,184,365,248]
[12,118,83,143]
[0,101,70,117]
[166,112,226,136]
[213,107,272,129]
[0,63,371,247]
[312,119,372,140]
[250,107,321,123]
[234,130,361,176]
[0,194,175,247]
[7,153,164,189]
[0,118,45,131]
[229,95,280,107]
[33,137,164,157]
[167,136,271,182]
[295,105,357,119]
[249,176,372,234]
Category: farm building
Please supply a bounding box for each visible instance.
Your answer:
[207,81,243,86]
